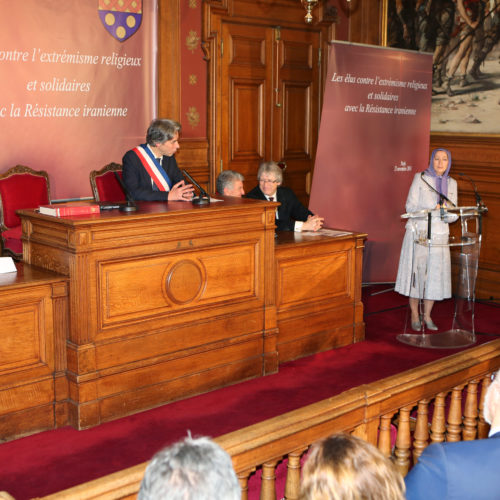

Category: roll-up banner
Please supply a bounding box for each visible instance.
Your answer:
[309,42,432,283]
[0,0,157,199]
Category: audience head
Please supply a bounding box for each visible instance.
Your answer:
[484,369,500,426]
[146,119,182,147]
[257,161,283,198]
[217,170,245,197]
[138,434,240,500]
[300,433,405,500]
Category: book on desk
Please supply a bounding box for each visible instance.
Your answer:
[39,203,101,216]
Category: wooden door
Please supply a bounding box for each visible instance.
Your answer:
[273,27,321,203]
[221,23,274,191]
[220,22,321,202]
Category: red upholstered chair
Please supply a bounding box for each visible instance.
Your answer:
[0,165,51,259]
[89,162,126,202]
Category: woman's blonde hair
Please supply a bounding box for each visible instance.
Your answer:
[300,434,405,500]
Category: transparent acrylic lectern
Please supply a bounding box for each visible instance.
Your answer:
[397,206,486,349]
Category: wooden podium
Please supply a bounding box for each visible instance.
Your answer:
[275,230,366,362]
[15,199,366,433]
[19,198,279,429]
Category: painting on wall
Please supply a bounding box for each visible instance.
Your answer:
[384,0,500,134]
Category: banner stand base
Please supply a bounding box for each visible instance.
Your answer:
[397,329,476,349]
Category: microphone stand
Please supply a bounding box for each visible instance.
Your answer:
[114,172,138,212]
[420,172,456,207]
[182,169,210,206]
[458,173,487,211]
[458,172,488,235]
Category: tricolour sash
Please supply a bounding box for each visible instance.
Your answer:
[133,145,172,191]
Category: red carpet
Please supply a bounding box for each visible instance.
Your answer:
[1,286,498,499]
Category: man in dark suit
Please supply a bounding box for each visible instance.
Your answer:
[122,119,194,201]
[216,170,245,197]
[405,369,500,500]
[245,161,323,232]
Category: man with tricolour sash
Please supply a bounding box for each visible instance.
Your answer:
[122,119,194,201]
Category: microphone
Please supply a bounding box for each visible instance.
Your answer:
[114,171,138,212]
[458,173,487,212]
[420,172,456,207]
[181,169,210,206]
[440,194,445,220]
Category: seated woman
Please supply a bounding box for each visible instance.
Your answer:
[245,161,323,232]
[394,148,457,331]
[300,433,405,500]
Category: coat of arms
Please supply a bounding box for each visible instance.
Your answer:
[98,0,142,42]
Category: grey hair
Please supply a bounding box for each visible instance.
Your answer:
[138,435,240,500]
[146,119,181,146]
[257,161,283,184]
[216,170,244,195]
[484,369,500,425]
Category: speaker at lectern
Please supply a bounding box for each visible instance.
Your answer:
[397,205,487,349]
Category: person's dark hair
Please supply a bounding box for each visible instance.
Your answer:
[300,434,405,500]
[257,161,283,184]
[138,434,240,500]
[146,119,181,146]
[216,170,244,194]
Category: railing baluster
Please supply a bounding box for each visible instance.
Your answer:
[261,460,279,500]
[394,405,413,476]
[284,448,307,500]
[237,469,253,500]
[447,385,464,442]
[413,399,430,463]
[478,375,492,439]
[378,413,395,459]
[430,392,447,443]
[463,379,479,441]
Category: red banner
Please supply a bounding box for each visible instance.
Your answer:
[309,43,432,283]
[0,0,156,200]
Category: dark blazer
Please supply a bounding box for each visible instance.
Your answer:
[245,185,312,231]
[122,148,184,201]
[405,432,500,500]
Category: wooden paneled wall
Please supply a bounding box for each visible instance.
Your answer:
[430,134,499,300]
[158,0,499,299]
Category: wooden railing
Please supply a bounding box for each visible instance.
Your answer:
[28,338,500,500]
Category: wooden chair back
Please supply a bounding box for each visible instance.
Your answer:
[90,163,125,202]
[0,165,50,258]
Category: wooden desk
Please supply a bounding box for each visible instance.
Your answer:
[19,198,278,429]
[16,200,366,433]
[275,230,367,362]
[0,263,68,440]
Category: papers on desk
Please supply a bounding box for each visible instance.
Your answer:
[0,257,17,274]
[307,229,353,237]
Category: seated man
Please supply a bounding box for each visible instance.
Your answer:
[405,370,500,500]
[138,434,240,500]
[122,118,194,201]
[216,170,245,197]
[245,161,323,232]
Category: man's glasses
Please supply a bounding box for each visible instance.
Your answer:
[259,178,279,184]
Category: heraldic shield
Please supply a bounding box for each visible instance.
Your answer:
[98,0,142,42]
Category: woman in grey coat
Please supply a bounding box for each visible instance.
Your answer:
[395,148,458,331]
